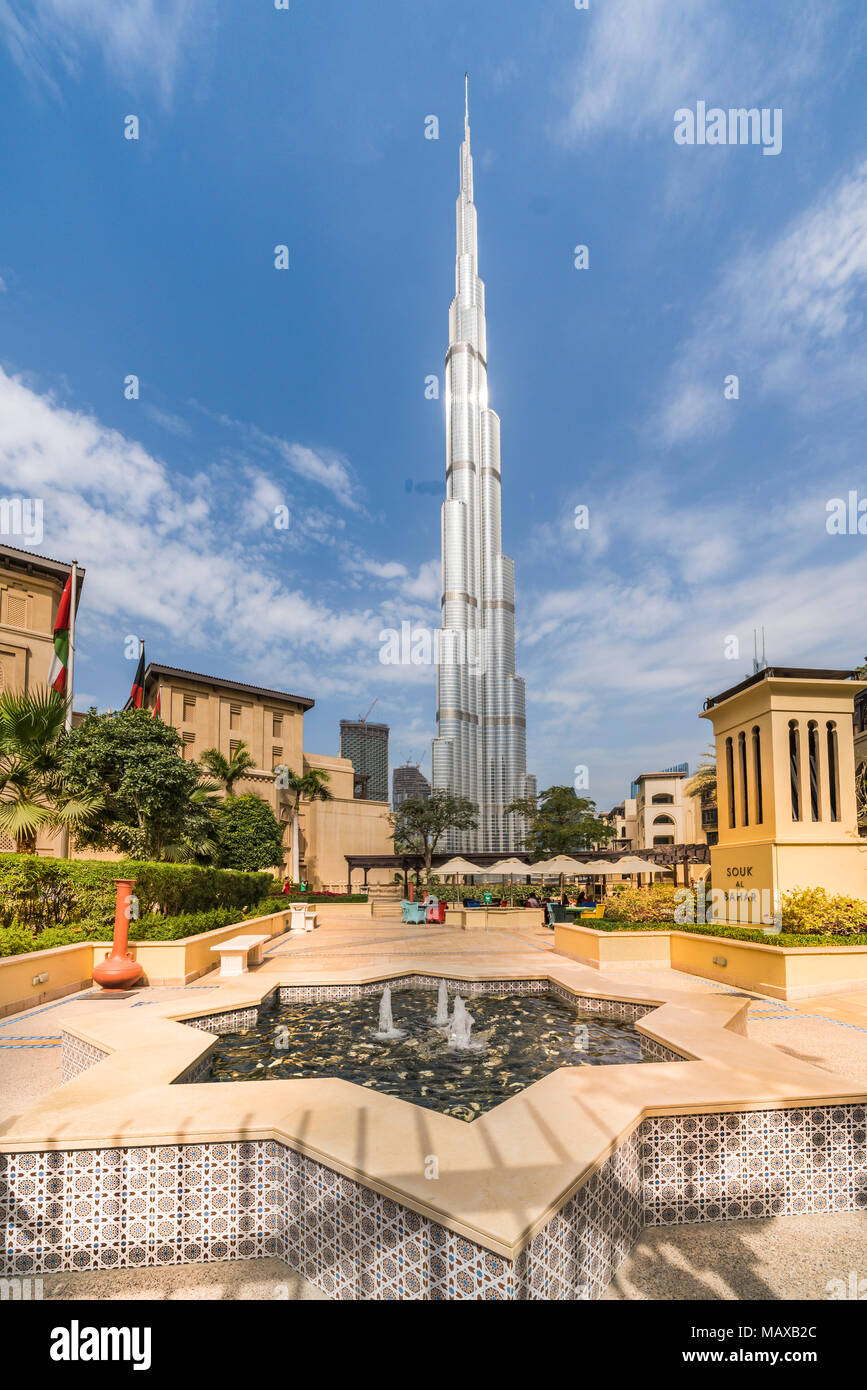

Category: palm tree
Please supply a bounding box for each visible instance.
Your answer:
[162,778,223,864]
[0,687,103,853]
[200,740,256,797]
[685,748,717,803]
[274,765,333,880]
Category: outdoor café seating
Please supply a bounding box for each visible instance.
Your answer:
[401,900,428,923]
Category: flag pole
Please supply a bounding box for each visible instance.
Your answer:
[65,561,78,734]
[60,561,77,860]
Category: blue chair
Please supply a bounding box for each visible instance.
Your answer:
[401,901,428,924]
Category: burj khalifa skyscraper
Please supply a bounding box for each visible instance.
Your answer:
[431,79,536,854]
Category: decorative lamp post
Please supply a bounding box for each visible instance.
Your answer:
[92,879,144,990]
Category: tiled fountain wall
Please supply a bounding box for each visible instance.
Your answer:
[4,1107,865,1296]
[14,981,862,1297]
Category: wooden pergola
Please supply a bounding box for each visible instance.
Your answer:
[344,843,710,894]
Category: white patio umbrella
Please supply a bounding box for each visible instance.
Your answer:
[610,855,663,887]
[436,856,484,906]
[530,855,587,899]
[437,856,484,875]
[532,855,587,872]
[487,856,532,905]
[577,859,622,902]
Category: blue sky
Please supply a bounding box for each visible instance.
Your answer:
[1,0,866,811]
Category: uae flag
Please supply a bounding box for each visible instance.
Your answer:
[129,643,145,709]
[46,575,72,694]
[153,686,161,718]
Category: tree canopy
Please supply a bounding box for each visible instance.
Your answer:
[61,709,213,861]
[391,791,478,878]
[505,785,612,858]
[212,792,286,870]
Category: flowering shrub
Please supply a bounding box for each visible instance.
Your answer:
[602,883,680,923]
[779,888,867,936]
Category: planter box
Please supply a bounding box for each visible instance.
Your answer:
[0,910,291,1017]
[554,922,867,1000]
[0,943,96,1020]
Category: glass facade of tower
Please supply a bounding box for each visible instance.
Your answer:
[340,721,389,802]
[431,86,535,853]
[392,763,431,809]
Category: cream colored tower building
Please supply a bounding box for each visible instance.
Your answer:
[701,667,867,902]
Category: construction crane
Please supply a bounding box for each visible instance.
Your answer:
[358,698,378,723]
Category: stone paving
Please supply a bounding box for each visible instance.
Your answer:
[2,914,867,1299]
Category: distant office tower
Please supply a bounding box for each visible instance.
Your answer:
[393,763,431,809]
[431,78,535,853]
[340,720,389,801]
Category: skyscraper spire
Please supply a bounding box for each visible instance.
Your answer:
[432,81,535,853]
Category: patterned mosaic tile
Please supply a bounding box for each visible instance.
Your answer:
[60,1034,109,1083]
[4,1102,864,1294]
[639,1036,685,1064]
[642,1104,867,1224]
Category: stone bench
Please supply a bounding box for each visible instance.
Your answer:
[210,934,270,978]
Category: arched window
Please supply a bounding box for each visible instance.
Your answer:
[725,736,736,828]
[807,720,820,821]
[738,730,749,827]
[651,793,674,804]
[826,721,840,821]
[652,813,675,825]
[788,720,801,821]
[751,726,763,824]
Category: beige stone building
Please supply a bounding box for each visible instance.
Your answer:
[0,545,85,856]
[603,771,711,852]
[0,545,83,704]
[0,544,394,885]
[140,664,394,888]
[701,666,867,904]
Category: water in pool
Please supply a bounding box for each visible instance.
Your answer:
[201,989,653,1121]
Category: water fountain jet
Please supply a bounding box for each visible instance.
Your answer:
[374,986,406,1041]
[433,979,449,1027]
[447,995,480,1051]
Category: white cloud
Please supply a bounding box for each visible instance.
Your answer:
[0,0,207,104]
[556,0,828,146]
[276,441,361,511]
[144,405,192,437]
[191,403,367,513]
[0,367,380,667]
[657,157,867,444]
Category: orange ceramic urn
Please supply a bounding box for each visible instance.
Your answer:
[92,879,144,990]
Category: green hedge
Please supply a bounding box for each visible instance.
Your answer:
[0,856,273,936]
[281,893,368,904]
[591,920,866,949]
[0,899,281,957]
